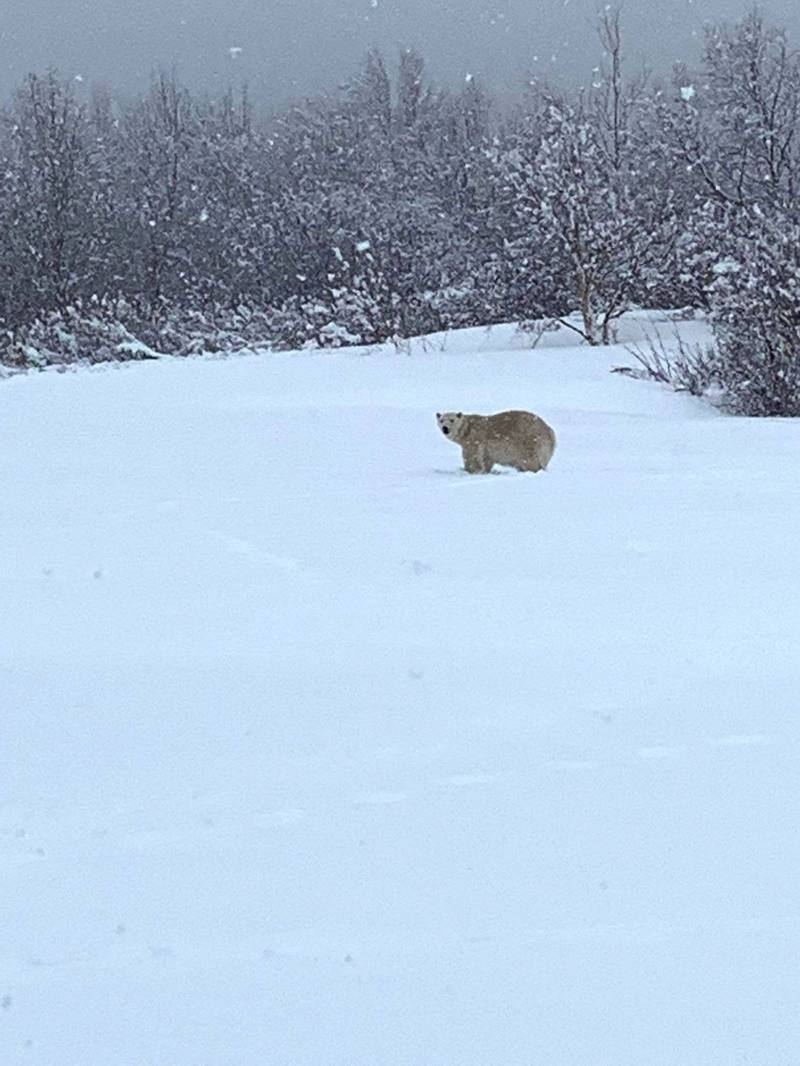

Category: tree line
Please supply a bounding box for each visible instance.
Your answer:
[1,9,799,413]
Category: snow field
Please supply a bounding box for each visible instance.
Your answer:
[2,317,800,1064]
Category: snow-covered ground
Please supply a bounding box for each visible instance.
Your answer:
[2,315,800,1065]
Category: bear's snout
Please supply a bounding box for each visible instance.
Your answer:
[442,426,450,435]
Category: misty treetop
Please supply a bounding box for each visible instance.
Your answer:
[2,9,800,414]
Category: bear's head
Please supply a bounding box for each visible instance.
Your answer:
[436,411,466,442]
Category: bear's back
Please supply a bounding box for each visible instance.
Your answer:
[485,410,544,441]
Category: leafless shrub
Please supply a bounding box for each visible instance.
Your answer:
[615,327,720,398]
[515,317,561,348]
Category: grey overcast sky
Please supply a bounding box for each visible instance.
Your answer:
[2,0,799,107]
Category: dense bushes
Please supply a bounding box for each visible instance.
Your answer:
[2,11,800,415]
[706,207,800,416]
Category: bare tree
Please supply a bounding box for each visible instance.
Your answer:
[664,10,800,209]
[6,73,92,315]
[119,72,198,316]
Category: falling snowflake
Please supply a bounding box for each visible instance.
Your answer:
[229,46,243,59]
[680,85,696,101]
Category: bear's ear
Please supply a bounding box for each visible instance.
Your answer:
[457,411,462,417]
[435,412,440,418]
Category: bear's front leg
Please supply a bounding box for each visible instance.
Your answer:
[461,442,483,474]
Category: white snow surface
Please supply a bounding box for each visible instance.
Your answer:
[2,314,800,1064]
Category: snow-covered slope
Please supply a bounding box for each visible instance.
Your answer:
[2,317,799,1065]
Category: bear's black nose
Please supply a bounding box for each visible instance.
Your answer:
[442,426,449,435]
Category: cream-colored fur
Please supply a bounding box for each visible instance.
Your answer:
[436,410,556,474]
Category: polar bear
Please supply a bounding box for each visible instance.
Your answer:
[436,409,556,474]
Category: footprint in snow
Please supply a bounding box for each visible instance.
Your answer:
[402,558,432,576]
